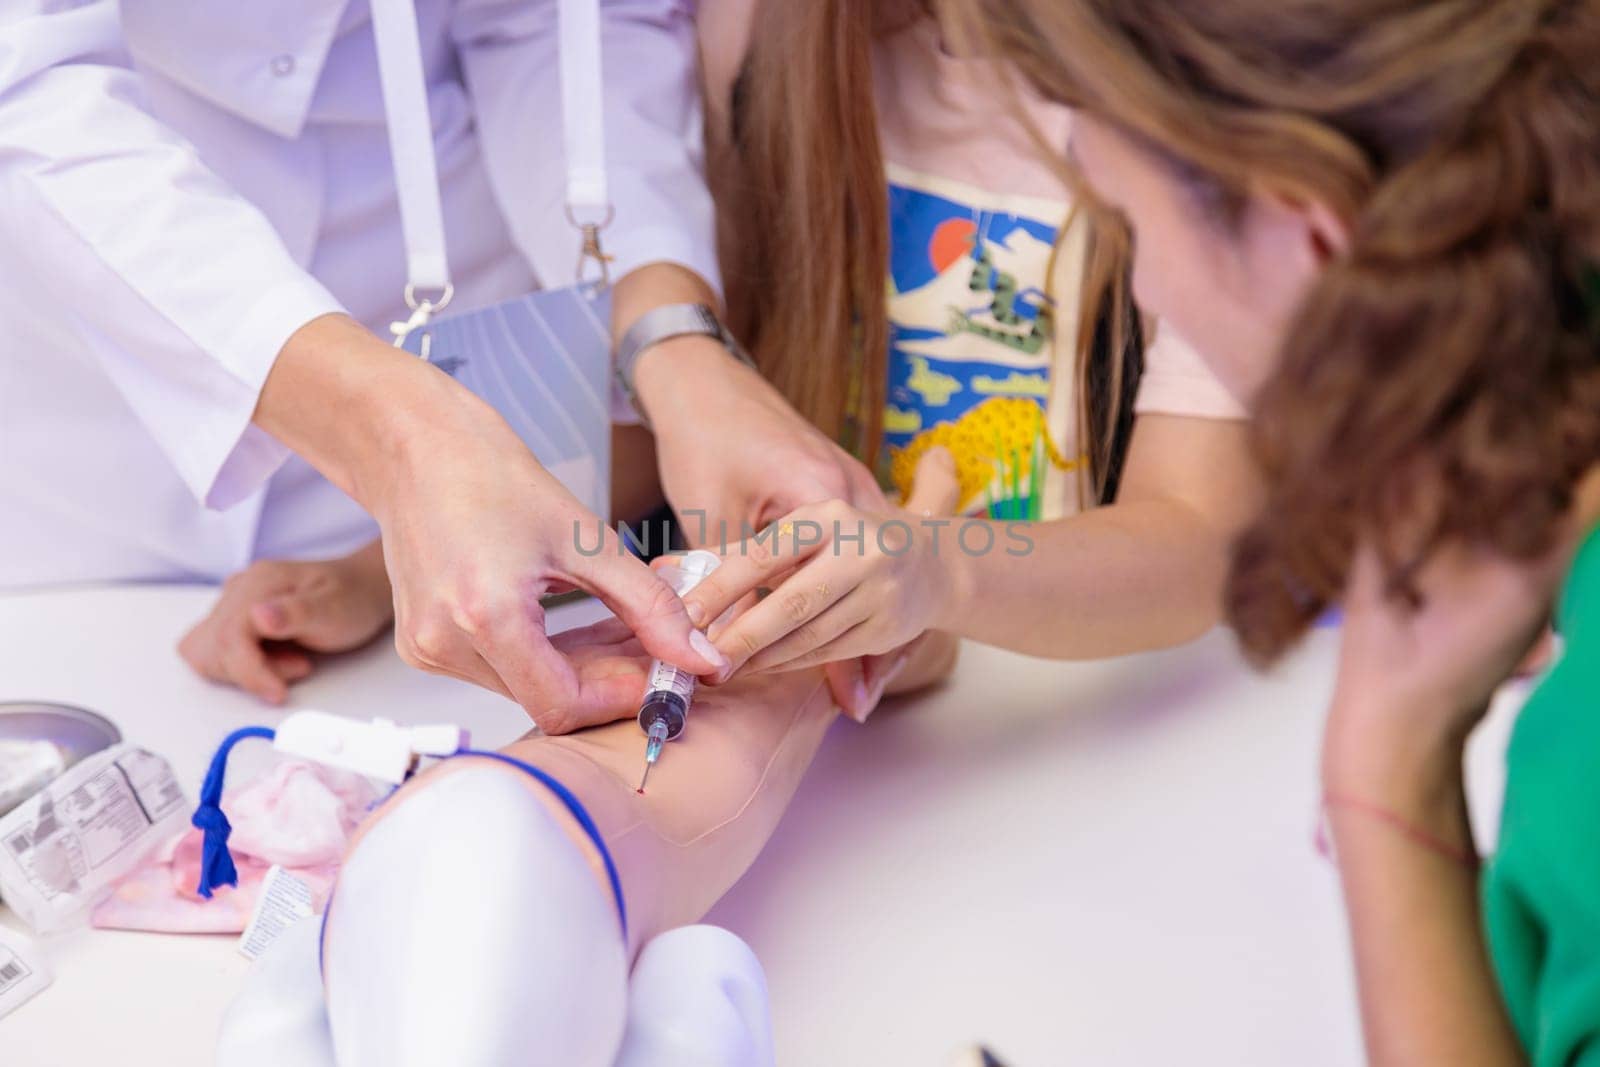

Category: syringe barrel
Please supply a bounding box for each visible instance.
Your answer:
[637,690,688,740]
[634,549,721,742]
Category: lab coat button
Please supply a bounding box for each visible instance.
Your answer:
[270,54,296,77]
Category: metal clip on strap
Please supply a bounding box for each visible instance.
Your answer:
[571,205,617,289]
[389,283,456,352]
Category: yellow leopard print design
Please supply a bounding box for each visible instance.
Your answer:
[888,396,1079,514]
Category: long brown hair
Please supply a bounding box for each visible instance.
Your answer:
[712,0,1143,503]
[963,0,1600,660]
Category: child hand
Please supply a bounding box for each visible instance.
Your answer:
[179,541,394,705]
[682,448,963,686]
[822,628,964,723]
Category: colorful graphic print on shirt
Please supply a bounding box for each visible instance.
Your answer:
[883,167,1078,520]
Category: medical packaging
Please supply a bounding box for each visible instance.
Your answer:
[0,743,187,933]
[92,759,375,935]
[0,740,65,816]
[0,924,52,1021]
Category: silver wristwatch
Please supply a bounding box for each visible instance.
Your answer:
[614,303,756,427]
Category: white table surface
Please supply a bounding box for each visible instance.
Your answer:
[0,584,1520,1067]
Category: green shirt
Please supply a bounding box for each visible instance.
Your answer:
[1484,524,1600,1064]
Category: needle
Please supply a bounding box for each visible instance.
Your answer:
[636,721,667,794]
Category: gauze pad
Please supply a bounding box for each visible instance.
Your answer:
[92,759,376,935]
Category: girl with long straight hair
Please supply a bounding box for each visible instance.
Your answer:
[683,0,1261,687]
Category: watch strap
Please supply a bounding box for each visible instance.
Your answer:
[614,304,754,427]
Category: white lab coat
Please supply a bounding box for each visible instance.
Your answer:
[0,0,716,589]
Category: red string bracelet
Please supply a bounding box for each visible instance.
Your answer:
[1316,791,1480,871]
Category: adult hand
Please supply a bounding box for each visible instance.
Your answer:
[637,336,889,545]
[179,542,394,704]
[1322,537,1570,807]
[683,448,964,686]
[369,388,730,734]
[547,559,956,726]
[255,315,726,734]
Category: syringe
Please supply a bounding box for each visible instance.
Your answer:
[636,549,723,793]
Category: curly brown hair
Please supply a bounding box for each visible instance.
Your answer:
[956,0,1600,662]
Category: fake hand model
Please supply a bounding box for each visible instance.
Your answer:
[319,665,838,1066]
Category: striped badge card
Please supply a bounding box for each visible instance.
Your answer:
[402,285,613,520]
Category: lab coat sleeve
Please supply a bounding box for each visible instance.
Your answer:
[0,0,345,510]
[452,0,721,299]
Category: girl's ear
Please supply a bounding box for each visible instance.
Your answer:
[1234,185,1351,309]
[1256,185,1351,266]
[1301,196,1351,263]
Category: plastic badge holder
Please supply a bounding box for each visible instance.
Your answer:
[397,286,613,521]
[0,743,187,933]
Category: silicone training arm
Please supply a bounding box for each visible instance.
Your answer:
[319,671,830,1067]
[338,666,838,958]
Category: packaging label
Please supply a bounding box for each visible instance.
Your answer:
[238,865,315,961]
[0,926,52,1021]
[0,944,32,993]
[0,744,188,932]
[2,748,183,901]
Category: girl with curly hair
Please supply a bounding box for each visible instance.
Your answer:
[961,0,1600,1061]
